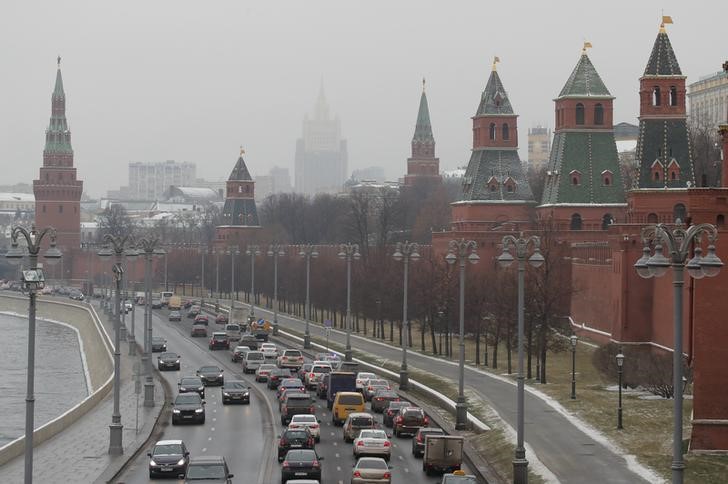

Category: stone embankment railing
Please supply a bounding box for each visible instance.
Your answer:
[0,294,113,466]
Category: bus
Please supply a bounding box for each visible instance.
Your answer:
[160,291,174,306]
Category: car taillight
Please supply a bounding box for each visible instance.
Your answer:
[395,416,403,423]
[282,461,289,468]
[383,441,391,447]
[424,416,429,425]
[356,440,365,446]
[309,373,315,379]
[353,471,361,478]
[300,387,306,392]
[383,472,391,479]
[309,406,315,413]
[312,460,320,468]
[280,438,287,445]
[310,423,319,428]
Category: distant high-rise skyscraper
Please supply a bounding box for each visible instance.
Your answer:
[295,83,348,195]
[33,57,82,250]
[128,160,197,200]
[527,125,551,169]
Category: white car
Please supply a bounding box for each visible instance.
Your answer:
[305,362,332,389]
[356,372,376,392]
[288,414,322,442]
[353,429,392,460]
[260,342,278,359]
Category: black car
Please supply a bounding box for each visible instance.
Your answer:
[316,373,329,399]
[171,393,205,425]
[182,456,233,483]
[412,427,445,458]
[147,439,189,478]
[277,428,315,461]
[280,449,322,483]
[197,365,224,386]
[238,334,259,350]
[151,336,167,352]
[371,389,400,413]
[267,368,293,390]
[221,380,250,404]
[187,306,201,318]
[178,376,205,398]
[69,291,84,301]
[280,392,314,425]
[157,352,181,371]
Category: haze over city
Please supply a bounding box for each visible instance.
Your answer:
[1,0,726,197]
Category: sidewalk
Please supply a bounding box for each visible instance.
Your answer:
[0,302,164,484]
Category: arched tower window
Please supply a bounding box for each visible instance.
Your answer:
[594,103,604,125]
[647,213,658,223]
[570,213,582,230]
[570,170,582,186]
[653,87,661,106]
[502,123,510,140]
[602,170,613,186]
[575,103,585,125]
[669,86,678,106]
[601,213,614,230]
[673,203,687,224]
[717,214,725,227]
[489,123,496,140]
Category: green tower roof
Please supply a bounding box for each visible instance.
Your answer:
[643,31,682,76]
[476,70,513,115]
[413,90,434,142]
[229,151,253,181]
[53,57,64,99]
[558,54,611,98]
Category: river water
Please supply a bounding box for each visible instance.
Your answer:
[0,312,88,447]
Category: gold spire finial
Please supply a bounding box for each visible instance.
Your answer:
[660,15,673,33]
[239,146,245,156]
[582,42,593,54]
[422,77,426,92]
[492,56,500,71]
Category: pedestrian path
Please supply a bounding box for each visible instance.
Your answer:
[0,306,164,484]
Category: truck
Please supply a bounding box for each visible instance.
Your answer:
[168,295,182,311]
[249,318,272,341]
[326,371,357,409]
[423,435,464,476]
[160,291,174,307]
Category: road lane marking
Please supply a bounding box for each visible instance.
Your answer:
[202,447,207,452]
[208,437,212,441]
[336,466,341,471]
[333,442,337,446]
[211,427,215,431]
[213,418,217,422]
[404,467,410,473]
[398,455,404,460]
[335,453,339,458]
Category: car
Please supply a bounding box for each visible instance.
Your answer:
[221,380,250,404]
[215,313,229,324]
[151,336,167,352]
[316,373,329,399]
[183,299,193,309]
[441,470,478,483]
[242,350,266,374]
[371,390,400,413]
[393,407,428,437]
[288,414,322,442]
[190,323,208,338]
[157,352,181,371]
[353,429,392,460]
[364,379,391,401]
[208,332,230,350]
[383,401,410,428]
[355,372,377,393]
[278,349,304,369]
[182,455,233,483]
[332,391,366,426]
[197,365,224,386]
[239,333,259,350]
[168,310,182,322]
[342,412,377,443]
[277,428,315,461]
[280,393,315,425]
[151,299,163,309]
[187,305,201,318]
[277,378,307,401]
[147,439,189,478]
[351,457,391,484]
[255,363,277,382]
[224,323,242,341]
[171,393,205,425]
[124,300,133,313]
[231,345,251,362]
[280,449,322,483]
[69,291,85,301]
[194,314,209,325]
[260,342,279,359]
[412,427,445,458]
[297,363,313,381]
[178,376,205,398]
[268,368,294,389]
[304,363,332,390]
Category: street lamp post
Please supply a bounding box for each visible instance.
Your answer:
[634,223,723,483]
[338,243,361,362]
[198,247,208,307]
[267,244,286,335]
[570,335,578,399]
[227,246,240,316]
[498,234,545,484]
[97,234,137,455]
[445,239,479,430]
[616,351,624,430]
[299,245,319,349]
[136,236,165,408]
[246,245,261,317]
[164,251,168,292]
[6,225,62,484]
[393,241,420,391]
[213,248,220,312]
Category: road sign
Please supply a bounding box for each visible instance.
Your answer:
[324,319,332,328]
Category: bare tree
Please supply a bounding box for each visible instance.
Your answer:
[97,204,136,241]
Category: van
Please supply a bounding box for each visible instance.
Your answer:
[168,296,182,311]
[225,323,242,341]
[342,412,377,442]
[160,291,174,306]
[242,351,265,374]
[331,391,365,426]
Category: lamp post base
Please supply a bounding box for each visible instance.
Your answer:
[399,369,409,391]
[127,336,136,356]
[344,348,352,362]
[455,399,468,430]
[108,422,124,455]
[303,334,311,349]
[513,454,529,484]
[143,379,155,407]
[272,323,279,336]
[120,325,127,340]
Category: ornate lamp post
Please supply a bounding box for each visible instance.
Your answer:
[97,234,137,455]
[445,239,479,430]
[570,335,578,400]
[197,247,209,307]
[634,223,723,483]
[212,248,221,312]
[498,234,545,484]
[267,244,286,335]
[616,351,624,430]
[246,245,261,317]
[299,245,319,349]
[392,241,420,391]
[227,245,240,315]
[6,225,62,484]
[338,243,361,361]
[135,236,165,407]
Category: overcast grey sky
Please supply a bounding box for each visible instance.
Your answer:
[2,1,726,198]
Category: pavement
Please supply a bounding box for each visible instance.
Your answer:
[0,301,164,484]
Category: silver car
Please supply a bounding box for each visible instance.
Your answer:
[353,429,392,460]
[242,351,265,374]
[351,457,391,484]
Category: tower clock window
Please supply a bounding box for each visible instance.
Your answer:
[575,103,585,125]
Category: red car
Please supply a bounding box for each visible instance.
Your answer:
[215,313,228,324]
[208,332,230,350]
[194,314,209,326]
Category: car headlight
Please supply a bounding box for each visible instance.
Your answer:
[195,408,204,413]
[175,360,180,364]
[149,459,158,466]
[223,392,230,396]
[173,409,180,413]
[198,387,204,391]
[176,458,185,466]
[243,391,249,396]
[218,373,223,377]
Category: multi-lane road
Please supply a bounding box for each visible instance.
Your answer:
[116,306,455,484]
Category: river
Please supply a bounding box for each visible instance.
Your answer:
[0,312,88,448]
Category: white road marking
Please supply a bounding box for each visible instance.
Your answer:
[336,466,341,471]
[211,427,215,431]
[208,437,212,441]
[335,453,340,458]
[202,447,207,452]
[333,442,337,446]
[398,455,404,460]
[213,418,217,422]
[404,467,410,473]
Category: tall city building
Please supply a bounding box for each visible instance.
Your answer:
[33,58,83,250]
[688,69,728,128]
[404,80,441,186]
[527,125,551,169]
[294,84,348,195]
[128,160,197,200]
